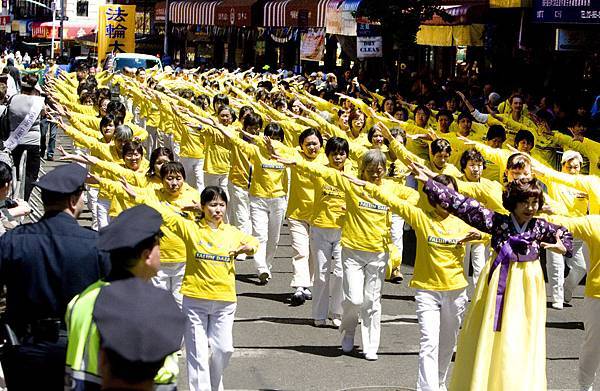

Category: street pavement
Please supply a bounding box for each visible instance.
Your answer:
[177,227,586,391]
[40,134,586,391]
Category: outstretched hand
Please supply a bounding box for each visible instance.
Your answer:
[409,161,435,183]
[457,231,482,245]
[541,231,567,255]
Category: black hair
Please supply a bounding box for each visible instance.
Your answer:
[430,138,452,155]
[199,186,228,220]
[515,129,535,147]
[217,105,237,122]
[380,97,395,113]
[457,111,474,123]
[159,161,186,180]
[486,124,506,142]
[121,141,144,157]
[99,114,116,132]
[390,127,407,145]
[502,177,545,212]
[238,105,254,121]
[273,99,287,110]
[212,94,229,112]
[21,74,39,93]
[325,137,349,157]
[263,123,284,141]
[0,161,12,186]
[147,147,174,177]
[535,109,553,126]
[107,101,127,118]
[459,149,486,172]
[413,105,431,120]
[436,109,454,121]
[243,112,263,131]
[298,128,323,147]
[433,174,458,191]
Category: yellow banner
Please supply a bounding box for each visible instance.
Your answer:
[97,5,136,66]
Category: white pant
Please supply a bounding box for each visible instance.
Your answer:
[204,173,229,198]
[580,297,600,389]
[181,157,205,193]
[547,239,587,304]
[227,183,252,236]
[310,227,343,321]
[145,125,160,156]
[463,242,488,287]
[152,262,186,308]
[250,195,287,277]
[415,289,468,391]
[86,187,99,231]
[97,197,111,229]
[390,214,405,256]
[288,218,312,288]
[340,247,388,355]
[183,297,236,391]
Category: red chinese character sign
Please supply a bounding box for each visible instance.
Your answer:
[98,5,136,66]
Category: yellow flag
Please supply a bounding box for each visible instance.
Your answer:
[97,5,136,67]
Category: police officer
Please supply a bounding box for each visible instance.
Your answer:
[93,278,185,391]
[65,204,180,391]
[0,163,110,390]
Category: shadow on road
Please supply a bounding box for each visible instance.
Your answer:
[381,294,415,302]
[235,316,314,326]
[545,321,584,330]
[237,292,291,304]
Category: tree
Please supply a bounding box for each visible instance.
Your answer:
[356,0,448,48]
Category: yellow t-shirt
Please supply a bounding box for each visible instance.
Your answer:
[365,182,472,291]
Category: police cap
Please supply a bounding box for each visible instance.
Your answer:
[93,277,185,363]
[98,204,162,252]
[33,163,87,193]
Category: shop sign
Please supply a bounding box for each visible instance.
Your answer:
[97,5,136,65]
[357,22,382,58]
[300,28,325,61]
[534,0,600,23]
[326,0,361,36]
[555,28,600,50]
[31,22,95,39]
[216,7,250,26]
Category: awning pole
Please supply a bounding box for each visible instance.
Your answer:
[164,0,170,57]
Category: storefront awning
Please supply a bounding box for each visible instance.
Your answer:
[325,0,362,36]
[169,0,222,25]
[263,0,329,27]
[422,3,487,25]
[416,24,484,46]
[31,21,97,40]
[214,0,257,26]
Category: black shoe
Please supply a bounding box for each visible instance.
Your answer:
[258,272,270,285]
[46,156,54,161]
[290,290,306,306]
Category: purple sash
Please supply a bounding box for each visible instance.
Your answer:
[488,235,538,331]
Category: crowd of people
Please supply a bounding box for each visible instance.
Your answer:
[0,58,599,391]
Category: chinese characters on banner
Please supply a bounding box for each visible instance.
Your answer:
[97,5,136,66]
[356,21,382,59]
[300,28,325,61]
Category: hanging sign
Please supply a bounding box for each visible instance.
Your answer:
[97,5,136,66]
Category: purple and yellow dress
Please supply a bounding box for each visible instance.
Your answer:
[423,179,573,391]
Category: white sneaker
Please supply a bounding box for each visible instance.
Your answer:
[302,288,312,300]
[332,317,342,328]
[579,386,592,391]
[552,302,563,310]
[341,332,354,353]
[313,319,327,327]
[364,352,378,361]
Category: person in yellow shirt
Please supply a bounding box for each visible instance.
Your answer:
[351,173,480,391]
[202,118,288,285]
[544,213,600,391]
[480,124,507,182]
[305,137,350,327]
[147,186,258,391]
[202,104,236,195]
[275,149,419,361]
[538,150,589,309]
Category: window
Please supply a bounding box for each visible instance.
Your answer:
[76,0,88,17]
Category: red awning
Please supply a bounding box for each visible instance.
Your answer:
[214,0,257,27]
[422,3,487,26]
[31,21,96,40]
[169,0,222,25]
[263,0,329,27]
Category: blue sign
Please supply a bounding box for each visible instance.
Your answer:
[533,0,600,24]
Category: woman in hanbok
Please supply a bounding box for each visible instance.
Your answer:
[413,165,573,391]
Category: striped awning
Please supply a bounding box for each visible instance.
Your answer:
[169,0,222,25]
[263,0,330,27]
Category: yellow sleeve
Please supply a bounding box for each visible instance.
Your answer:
[95,159,142,184]
[295,159,350,193]
[389,138,426,166]
[364,182,426,229]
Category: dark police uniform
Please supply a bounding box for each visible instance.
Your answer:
[0,163,110,390]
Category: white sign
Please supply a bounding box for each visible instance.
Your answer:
[357,36,382,58]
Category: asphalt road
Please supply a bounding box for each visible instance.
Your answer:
[41,133,586,391]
